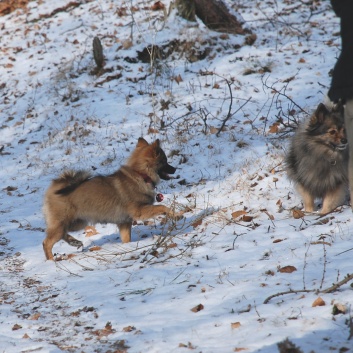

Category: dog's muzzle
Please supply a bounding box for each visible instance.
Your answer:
[158,164,176,180]
[335,143,348,151]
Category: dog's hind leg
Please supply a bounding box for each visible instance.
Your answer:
[118,222,132,243]
[43,223,66,260]
[61,219,85,249]
[345,99,353,211]
[63,233,83,249]
[297,185,315,212]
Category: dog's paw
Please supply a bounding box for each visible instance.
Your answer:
[53,253,78,261]
[53,253,69,261]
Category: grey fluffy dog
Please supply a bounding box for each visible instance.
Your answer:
[285,103,348,214]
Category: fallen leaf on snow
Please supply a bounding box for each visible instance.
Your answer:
[312,297,325,307]
[190,304,204,313]
[278,265,297,273]
[231,322,241,329]
[89,246,102,252]
[231,210,247,219]
[241,215,253,222]
[85,225,98,237]
[191,218,203,228]
[268,122,280,133]
[151,1,165,11]
[179,342,196,349]
[292,209,305,219]
[123,325,136,332]
[92,322,116,338]
[310,241,331,246]
[174,74,183,84]
[29,313,41,320]
[12,324,22,330]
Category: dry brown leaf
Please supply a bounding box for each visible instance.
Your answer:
[310,241,332,246]
[174,74,183,84]
[231,210,247,219]
[85,225,98,237]
[278,265,297,273]
[92,323,116,338]
[298,58,306,63]
[292,209,305,219]
[312,297,325,307]
[231,322,241,329]
[192,218,203,229]
[234,348,247,352]
[209,126,219,134]
[190,304,204,313]
[273,239,284,243]
[268,122,280,133]
[151,1,165,10]
[29,313,41,320]
[122,39,133,49]
[23,333,30,339]
[89,246,102,252]
[167,242,177,248]
[179,342,196,349]
[150,250,159,258]
[241,215,253,222]
[123,325,136,332]
[148,127,159,134]
[12,324,22,330]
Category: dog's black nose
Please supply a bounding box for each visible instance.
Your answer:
[341,138,348,144]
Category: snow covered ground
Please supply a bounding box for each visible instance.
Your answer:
[1,0,353,352]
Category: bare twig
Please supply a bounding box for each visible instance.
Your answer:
[215,75,251,136]
[263,289,314,304]
[264,273,353,304]
[321,273,353,294]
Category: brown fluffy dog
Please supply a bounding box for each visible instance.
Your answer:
[43,138,178,260]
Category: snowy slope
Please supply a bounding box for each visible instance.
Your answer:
[1,1,353,352]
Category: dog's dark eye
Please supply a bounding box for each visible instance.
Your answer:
[329,130,337,135]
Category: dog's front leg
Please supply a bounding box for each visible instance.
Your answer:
[130,204,180,221]
[296,184,315,212]
[321,184,347,214]
[118,222,132,243]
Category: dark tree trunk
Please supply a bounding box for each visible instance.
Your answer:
[176,0,253,37]
[175,0,196,22]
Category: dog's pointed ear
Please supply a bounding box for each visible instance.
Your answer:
[311,103,329,124]
[151,139,161,156]
[152,139,160,149]
[137,137,149,148]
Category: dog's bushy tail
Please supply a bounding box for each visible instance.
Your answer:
[54,170,92,195]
